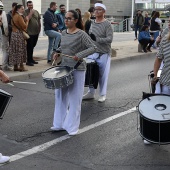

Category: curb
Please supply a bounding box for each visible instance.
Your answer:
[8,52,157,81]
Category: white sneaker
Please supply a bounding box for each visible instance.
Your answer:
[69,129,79,136]
[50,127,64,131]
[143,140,151,145]
[0,153,10,164]
[83,92,95,100]
[98,95,106,102]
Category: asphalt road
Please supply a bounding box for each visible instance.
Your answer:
[1,55,170,170]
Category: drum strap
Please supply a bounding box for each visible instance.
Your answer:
[74,60,83,69]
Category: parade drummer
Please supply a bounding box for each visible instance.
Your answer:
[83,3,113,102]
[51,10,96,135]
[0,70,10,164]
[153,30,170,95]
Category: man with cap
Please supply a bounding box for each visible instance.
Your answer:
[83,3,113,102]
[0,1,12,71]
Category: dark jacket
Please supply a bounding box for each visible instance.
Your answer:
[43,8,59,31]
[56,12,66,31]
[150,18,160,31]
[133,14,144,26]
[7,10,12,35]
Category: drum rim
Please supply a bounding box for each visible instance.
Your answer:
[138,93,170,122]
[42,66,74,79]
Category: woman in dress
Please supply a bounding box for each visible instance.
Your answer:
[8,4,29,71]
[51,10,96,135]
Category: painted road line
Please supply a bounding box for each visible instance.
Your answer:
[8,107,136,163]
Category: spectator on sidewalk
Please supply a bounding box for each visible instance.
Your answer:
[8,4,29,72]
[83,11,91,34]
[150,11,161,44]
[44,2,61,63]
[25,1,41,66]
[7,2,18,43]
[0,2,12,71]
[56,4,66,31]
[83,3,113,103]
[88,7,95,20]
[144,12,151,27]
[138,25,154,53]
[133,10,144,40]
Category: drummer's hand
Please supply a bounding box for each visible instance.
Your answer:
[0,71,10,83]
[151,76,158,85]
[73,56,79,61]
[53,53,59,61]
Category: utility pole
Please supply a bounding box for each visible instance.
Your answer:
[66,0,69,11]
[22,0,26,8]
[131,0,134,24]
[153,0,155,10]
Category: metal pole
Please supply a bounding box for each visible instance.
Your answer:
[131,0,134,25]
[153,0,155,10]
[22,0,26,8]
[66,0,69,11]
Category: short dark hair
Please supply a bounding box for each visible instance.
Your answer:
[88,7,94,13]
[12,2,18,8]
[50,2,56,8]
[141,25,149,31]
[60,4,65,8]
[27,1,33,6]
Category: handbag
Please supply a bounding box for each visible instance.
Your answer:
[22,31,30,40]
[12,19,30,40]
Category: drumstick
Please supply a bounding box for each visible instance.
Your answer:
[52,59,56,66]
[56,53,73,59]
[10,81,36,85]
[7,83,14,86]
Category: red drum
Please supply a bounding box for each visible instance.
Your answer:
[138,94,170,145]
[0,89,13,119]
[84,59,99,89]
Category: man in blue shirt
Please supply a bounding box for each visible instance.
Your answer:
[144,12,151,27]
[56,4,66,31]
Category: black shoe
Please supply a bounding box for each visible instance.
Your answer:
[26,62,34,66]
[31,60,38,64]
[47,60,51,63]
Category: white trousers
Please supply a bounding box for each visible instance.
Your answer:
[87,53,111,96]
[1,35,9,67]
[53,70,85,134]
[155,82,170,95]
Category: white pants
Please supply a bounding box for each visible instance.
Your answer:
[155,82,170,95]
[1,35,9,67]
[53,70,85,134]
[87,53,111,96]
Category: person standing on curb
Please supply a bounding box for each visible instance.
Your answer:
[133,10,144,40]
[44,2,61,63]
[83,3,113,103]
[7,2,18,44]
[0,2,13,71]
[25,1,41,66]
[56,4,66,32]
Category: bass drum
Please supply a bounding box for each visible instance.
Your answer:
[138,94,170,145]
[42,66,74,89]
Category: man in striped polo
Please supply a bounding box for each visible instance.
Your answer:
[83,3,113,102]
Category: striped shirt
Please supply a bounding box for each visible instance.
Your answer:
[89,20,113,55]
[58,29,97,70]
[157,36,170,87]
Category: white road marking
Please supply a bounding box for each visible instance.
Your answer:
[9,107,136,163]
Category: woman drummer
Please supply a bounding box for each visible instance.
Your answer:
[153,28,170,95]
[51,10,96,135]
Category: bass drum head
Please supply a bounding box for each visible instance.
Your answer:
[138,94,170,144]
[42,66,72,79]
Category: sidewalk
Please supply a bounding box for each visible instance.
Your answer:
[0,32,157,80]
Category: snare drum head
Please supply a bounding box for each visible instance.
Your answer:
[42,66,72,79]
[138,95,170,121]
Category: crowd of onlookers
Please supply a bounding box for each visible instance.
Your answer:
[133,10,164,53]
[0,1,98,72]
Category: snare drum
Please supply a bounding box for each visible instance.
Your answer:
[42,66,74,89]
[84,59,99,89]
[0,89,13,119]
[138,94,170,145]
